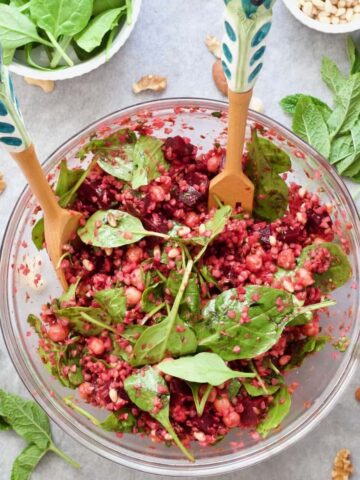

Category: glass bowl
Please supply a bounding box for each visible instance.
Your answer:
[1,98,360,476]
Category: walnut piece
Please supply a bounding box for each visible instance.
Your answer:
[24,77,55,93]
[205,35,221,59]
[332,449,354,480]
[0,171,6,194]
[132,75,167,94]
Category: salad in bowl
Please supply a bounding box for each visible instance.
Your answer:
[25,105,353,462]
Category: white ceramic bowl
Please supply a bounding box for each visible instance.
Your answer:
[8,0,142,81]
[282,0,360,33]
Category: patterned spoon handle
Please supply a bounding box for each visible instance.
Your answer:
[222,0,277,93]
[0,48,31,153]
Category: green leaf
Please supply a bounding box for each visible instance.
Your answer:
[58,278,80,306]
[189,205,232,247]
[243,381,280,397]
[166,271,201,322]
[141,282,164,313]
[94,287,126,322]
[3,47,15,65]
[285,335,329,370]
[0,4,49,49]
[78,209,167,248]
[245,130,290,221]
[11,443,47,480]
[257,386,291,437]
[0,389,51,449]
[293,96,331,158]
[329,134,354,165]
[158,352,255,385]
[131,136,168,189]
[93,0,127,15]
[132,260,197,366]
[99,410,135,433]
[55,306,110,335]
[347,37,360,75]
[31,218,45,251]
[97,143,134,181]
[227,379,241,401]
[124,366,194,461]
[0,416,11,430]
[30,0,93,38]
[298,242,352,293]
[75,7,124,53]
[195,285,294,360]
[280,94,332,121]
[321,56,346,95]
[55,160,85,198]
[327,73,360,136]
[58,162,93,208]
[187,383,213,416]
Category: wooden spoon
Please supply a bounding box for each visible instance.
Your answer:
[0,56,80,290]
[208,0,277,211]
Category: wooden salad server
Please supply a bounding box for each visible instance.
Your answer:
[0,52,81,290]
[208,0,277,211]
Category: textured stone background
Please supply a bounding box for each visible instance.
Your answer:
[0,1,359,479]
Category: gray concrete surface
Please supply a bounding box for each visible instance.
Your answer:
[0,1,359,479]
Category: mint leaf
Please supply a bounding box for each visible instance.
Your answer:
[329,134,354,165]
[347,37,360,74]
[293,96,331,158]
[11,443,47,480]
[327,73,360,136]
[280,94,332,121]
[321,56,346,95]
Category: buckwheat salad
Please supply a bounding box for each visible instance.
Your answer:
[27,121,352,461]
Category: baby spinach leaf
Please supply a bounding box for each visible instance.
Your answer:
[58,161,93,208]
[0,389,51,450]
[132,315,197,366]
[245,130,290,221]
[31,218,45,251]
[30,0,93,38]
[11,443,47,480]
[320,56,346,95]
[158,352,255,385]
[55,306,109,335]
[78,209,167,248]
[55,160,85,201]
[287,311,313,327]
[293,96,331,158]
[94,287,126,322]
[166,271,201,322]
[256,386,291,437]
[298,242,352,293]
[131,136,168,189]
[93,0,127,15]
[227,379,241,401]
[64,397,135,433]
[124,366,194,461]
[196,285,294,361]
[286,335,329,370]
[280,94,332,120]
[97,142,134,181]
[141,282,164,313]
[187,383,213,416]
[189,205,232,248]
[75,7,124,53]
[58,278,80,306]
[132,260,197,366]
[0,4,50,49]
[243,381,280,397]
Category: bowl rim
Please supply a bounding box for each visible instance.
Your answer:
[1,97,360,476]
[281,0,360,33]
[7,0,142,81]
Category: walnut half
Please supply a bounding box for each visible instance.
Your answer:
[132,75,167,94]
[332,449,354,480]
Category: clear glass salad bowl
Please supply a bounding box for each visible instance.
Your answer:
[1,98,360,476]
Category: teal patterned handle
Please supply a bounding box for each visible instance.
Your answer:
[222,0,276,93]
[0,49,31,153]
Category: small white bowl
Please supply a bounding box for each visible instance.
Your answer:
[282,0,360,33]
[8,0,142,81]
